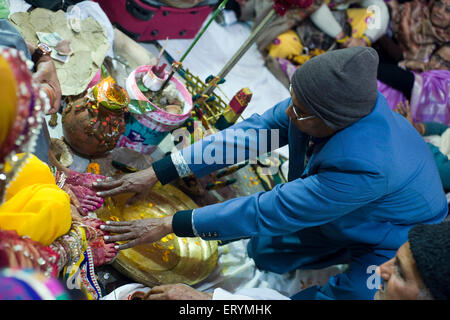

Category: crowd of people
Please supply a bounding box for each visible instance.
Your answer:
[0,0,449,301]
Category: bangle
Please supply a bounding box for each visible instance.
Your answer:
[361,35,372,46]
[336,35,349,44]
[42,85,55,107]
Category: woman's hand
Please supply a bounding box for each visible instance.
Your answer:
[93,167,158,205]
[32,55,62,114]
[100,216,173,250]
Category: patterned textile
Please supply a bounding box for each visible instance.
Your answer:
[378,70,450,124]
[389,0,450,61]
[61,225,102,300]
[0,229,60,278]
[0,268,69,300]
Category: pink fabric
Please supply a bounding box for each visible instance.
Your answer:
[378,70,450,124]
[277,57,298,80]
[87,69,102,89]
[126,65,193,131]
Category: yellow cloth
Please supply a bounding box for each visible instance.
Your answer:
[347,8,373,38]
[0,154,72,246]
[0,55,18,148]
[268,30,326,67]
[267,30,304,60]
[292,55,311,65]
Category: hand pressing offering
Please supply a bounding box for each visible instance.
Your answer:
[93,167,158,205]
[100,216,173,250]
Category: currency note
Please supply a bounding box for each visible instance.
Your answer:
[36,31,63,47]
[51,50,70,63]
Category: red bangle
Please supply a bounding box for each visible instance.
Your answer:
[43,85,55,107]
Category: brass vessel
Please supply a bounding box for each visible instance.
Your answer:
[95,183,218,286]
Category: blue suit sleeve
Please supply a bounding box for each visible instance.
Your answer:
[180,98,291,178]
[193,158,388,241]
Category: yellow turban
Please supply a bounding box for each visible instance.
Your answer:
[0,55,17,149]
[0,154,72,246]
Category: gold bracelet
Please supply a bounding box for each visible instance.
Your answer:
[361,35,371,46]
[335,35,349,44]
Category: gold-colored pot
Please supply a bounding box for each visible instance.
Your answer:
[95,183,218,287]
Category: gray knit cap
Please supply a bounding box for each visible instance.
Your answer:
[290,47,379,130]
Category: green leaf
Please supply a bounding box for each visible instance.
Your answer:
[137,78,149,93]
[101,64,110,79]
[128,99,156,115]
[99,101,122,110]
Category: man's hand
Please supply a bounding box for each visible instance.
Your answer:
[32,55,62,114]
[143,284,213,300]
[93,167,158,205]
[100,216,173,250]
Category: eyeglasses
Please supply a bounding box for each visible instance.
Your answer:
[289,83,316,121]
[292,106,316,121]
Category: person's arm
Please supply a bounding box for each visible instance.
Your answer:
[97,99,292,237]
[96,98,291,199]
[152,98,291,184]
[31,53,62,114]
[0,20,61,114]
[101,156,387,248]
[177,159,387,241]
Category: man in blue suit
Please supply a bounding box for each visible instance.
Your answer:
[95,47,448,299]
